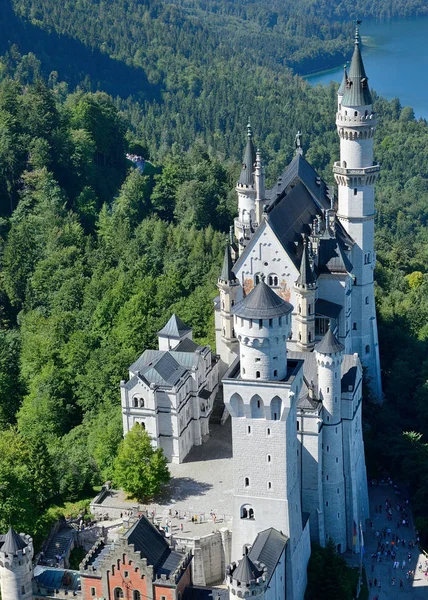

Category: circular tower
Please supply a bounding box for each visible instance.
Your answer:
[0,528,34,600]
[315,328,347,553]
[232,280,293,381]
[226,555,267,600]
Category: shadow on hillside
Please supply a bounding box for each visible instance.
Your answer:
[0,0,162,101]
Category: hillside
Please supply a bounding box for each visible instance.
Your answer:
[0,0,427,549]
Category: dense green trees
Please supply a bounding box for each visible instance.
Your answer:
[0,0,425,556]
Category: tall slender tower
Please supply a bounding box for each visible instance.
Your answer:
[294,237,317,351]
[315,329,347,553]
[0,528,34,600]
[217,243,240,376]
[333,28,382,400]
[235,121,256,255]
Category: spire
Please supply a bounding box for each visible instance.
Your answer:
[338,64,348,96]
[342,25,372,106]
[238,119,256,186]
[0,527,28,554]
[296,237,315,287]
[315,326,344,355]
[219,243,236,283]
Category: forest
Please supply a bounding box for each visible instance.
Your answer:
[0,0,426,550]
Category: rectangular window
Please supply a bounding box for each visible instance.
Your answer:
[91,588,96,597]
[247,426,251,434]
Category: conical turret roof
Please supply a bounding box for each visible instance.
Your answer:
[233,554,263,583]
[233,281,293,319]
[1,528,28,554]
[157,314,191,338]
[296,240,315,287]
[219,244,236,282]
[342,28,372,106]
[315,327,344,355]
[238,120,256,186]
[338,64,348,96]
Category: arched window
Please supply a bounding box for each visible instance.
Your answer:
[354,188,357,196]
[365,345,370,354]
[273,370,278,377]
[133,398,139,408]
[254,273,261,285]
[249,508,254,519]
[255,371,261,379]
[271,396,282,421]
[133,592,141,600]
[241,506,248,518]
[230,393,245,417]
[114,589,124,600]
[240,504,254,519]
[244,477,250,487]
[365,297,369,305]
[342,160,347,168]
[250,395,264,417]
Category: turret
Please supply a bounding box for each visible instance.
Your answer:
[294,237,317,351]
[232,281,293,381]
[0,528,34,600]
[315,329,347,552]
[235,120,257,254]
[218,243,240,345]
[226,555,267,600]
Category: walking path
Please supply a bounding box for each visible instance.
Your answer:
[358,483,428,599]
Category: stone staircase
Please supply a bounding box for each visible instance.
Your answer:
[210,387,227,425]
[42,526,75,565]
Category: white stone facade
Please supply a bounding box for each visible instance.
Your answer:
[121,315,219,463]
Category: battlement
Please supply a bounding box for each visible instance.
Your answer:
[226,559,268,598]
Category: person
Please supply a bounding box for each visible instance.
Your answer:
[400,579,404,589]
[180,523,183,532]
[392,577,395,586]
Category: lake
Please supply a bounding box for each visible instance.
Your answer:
[306,17,428,119]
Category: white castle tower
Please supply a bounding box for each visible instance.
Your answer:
[235,121,257,255]
[0,528,34,600]
[223,281,310,599]
[315,329,347,553]
[333,27,382,400]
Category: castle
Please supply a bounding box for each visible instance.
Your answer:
[1,28,375,600]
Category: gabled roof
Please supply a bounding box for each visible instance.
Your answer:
[219,244,237,282]
[315,298,342,319]
[233,281,293,319]
[238,122,256,187]
[233,554,263,583]
[248,528,288,582]
[158,314,191,339]
[315,327,345,355]
[123,516,171,572]
[0,528,28,554]
[342,32,372,106]
[266,153,332,209]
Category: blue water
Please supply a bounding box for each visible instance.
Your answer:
[306,17,428,119]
